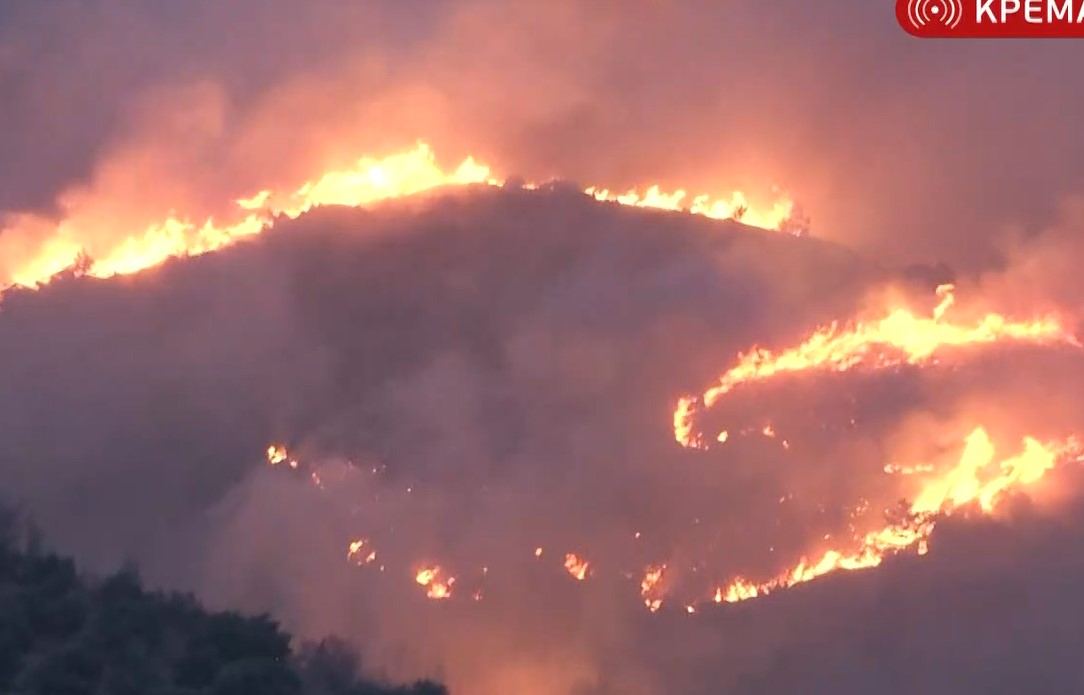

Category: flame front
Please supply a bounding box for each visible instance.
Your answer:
[255,278,1083,615]
[3,142,797,292]
[674,284,1075,448]
[585,186,795,231]
[711,428,1081,603]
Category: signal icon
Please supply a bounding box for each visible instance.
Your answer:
[906,0,963,30]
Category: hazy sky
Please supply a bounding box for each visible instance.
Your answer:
[3,4,1084,694]
[1,0,1083,270]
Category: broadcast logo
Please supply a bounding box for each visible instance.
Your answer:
[904,0,965,30]
[896,0,1084,37]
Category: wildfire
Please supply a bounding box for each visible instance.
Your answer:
[292,423,1081,612]
[585,186,795,231]
[673,284,1076,447]
[660,283,1084,606]
[198,161,1084,617]
[260,276,1084,615]
[347,539,377,565]
[640,564,667,612]
[266,444,298,469]
[711,428,1082,603]
[564,553,590,581]
[673,397,700,449]
[3,142,797,292]
[415,566,455,600]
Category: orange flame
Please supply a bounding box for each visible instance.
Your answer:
[640,564,667,612]
[266,444,298,469]
[712,428,1082,604]
[585,185,795,231]
[674,285,1076,447]
[415,565,455,600]
[4,142,797,292]
[347,539,377,565]
[673,397,701,450]
[564,553,590,580]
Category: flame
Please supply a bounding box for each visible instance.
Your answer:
[265,281,1082,614]
[585,186,795,231]
[266,444,298,469]
[884,462,936,475]
[4,142,797,292]
[674,284,1076,446]
[712,428,1082,603]
[347,539,377,565]
[673,397,701,449]
[564,553,590,581]
[415,565,455,600]
[672,283,1083,605]
[640,564,667,612]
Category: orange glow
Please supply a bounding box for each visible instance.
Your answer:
[640,564,667,612]
[266,444,298,469]
[415,565,455,600]
[269,282,1082,614]
[701,284,1072,408]
[674,284,1076,447]
[584,185,795,231]
[711,429,1082,604]
[4,142,798,292]
[347,539,377,565]
[564,553,590,581]
[673,397,701,450]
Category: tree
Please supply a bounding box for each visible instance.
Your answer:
[0,506,449,695]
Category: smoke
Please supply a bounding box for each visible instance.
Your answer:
[5,1,1084,692]
[2,186,1084,693]
[3,0,1084,279]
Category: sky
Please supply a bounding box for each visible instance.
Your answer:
[3,2,1084,694]
[1,0,1083,271]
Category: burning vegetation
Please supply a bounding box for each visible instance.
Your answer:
[1,142,802,293]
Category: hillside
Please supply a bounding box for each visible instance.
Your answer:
[3,187,1078,695]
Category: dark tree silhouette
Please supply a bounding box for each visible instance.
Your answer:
[0,509,448,695]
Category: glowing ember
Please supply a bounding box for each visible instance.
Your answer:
[564,553,590,581]
[640,564,667,612]
[415,566,455,600]
[347,539,377,565]
[266,444,298,469]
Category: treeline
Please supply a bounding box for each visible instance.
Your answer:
[0,511,446,695]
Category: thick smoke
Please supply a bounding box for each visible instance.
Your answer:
[2,0,1084,277]
[4,2,1084,693]
[2,187,1084,694]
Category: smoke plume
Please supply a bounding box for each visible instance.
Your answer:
[4,2,1084,693]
